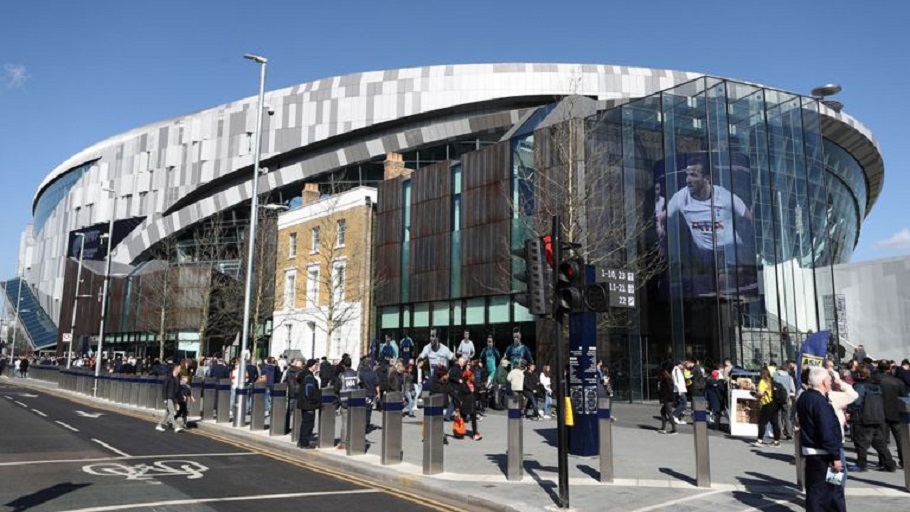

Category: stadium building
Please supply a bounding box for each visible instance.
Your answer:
[4,64,882,397]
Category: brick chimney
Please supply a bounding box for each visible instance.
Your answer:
[301,183,320,205]
[383,152,411,180]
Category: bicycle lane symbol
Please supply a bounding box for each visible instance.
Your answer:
[82,460,209,484]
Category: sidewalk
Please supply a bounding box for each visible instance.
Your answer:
[5,374,909,512]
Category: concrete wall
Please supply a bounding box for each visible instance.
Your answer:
[833,255,910,361]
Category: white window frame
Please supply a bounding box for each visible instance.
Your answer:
[336,219,347,248]
[288,232,297,258]
[311,227,321,253]
[306,263,320,307]
[283,269,296,310]
[332,259,347,304]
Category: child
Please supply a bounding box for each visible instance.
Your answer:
[176,375,193,429]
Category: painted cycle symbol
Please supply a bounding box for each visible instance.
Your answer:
[82,460,209,481]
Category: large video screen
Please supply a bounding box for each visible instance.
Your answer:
[653,152,757,298]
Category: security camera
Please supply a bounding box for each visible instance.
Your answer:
[266,104,275,116]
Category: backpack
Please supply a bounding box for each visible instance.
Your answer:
[772,381,789,406]
[859,384,886,425]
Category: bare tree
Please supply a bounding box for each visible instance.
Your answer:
[249,212,278,359]
[506,93,665,364]
[280,180,379,360]
[134,235,180,360]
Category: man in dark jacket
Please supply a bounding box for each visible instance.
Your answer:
[877,360,908,469]
[284,359,303,433]
[333,357,359,450]
[797,366,845,512]
[296,359,321,449]
[155,366,184,433]
[359,359,380,432]
[523,363,541,420]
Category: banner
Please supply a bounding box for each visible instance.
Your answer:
[796,330,830,389]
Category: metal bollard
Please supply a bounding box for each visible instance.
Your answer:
[234,386,249,427]
[794,426,804,491]
[507,394,524,481]
[598,396,614,483]
[270,383,288,436]
[130,375,141,406]
[423,393,445,475]
[899,397,910,492]
[250,383,267,431]
[189,377,203,419]
[318,388,336,449]
[692,396,711,488]
[291,407,303,444]
[202,378,216,420]
[345,389,367,456]
[382,391,404,465]
[216,378,231,423]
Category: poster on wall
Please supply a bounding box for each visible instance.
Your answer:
[653,152,758,298]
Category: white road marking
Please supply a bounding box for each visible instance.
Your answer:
[83,460,209,481]
[627,489,727,512]
[14,400,28,407]
[0,452,256,467]
[55,420,80,432]
[19,392,38,397]
[31,408,47,417]
[59,489,380,512]
[4,395,14,399]
[75,410,104,418]
[90,439,130,457]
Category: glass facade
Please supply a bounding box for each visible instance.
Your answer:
[583,77,867,398]
[33,161,93,234]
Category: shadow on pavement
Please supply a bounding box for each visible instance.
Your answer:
[847,473,907,492]
[737,470,799,490]
[5,482,91,512]
[750,449,795,464]
[636,423,662,431]
[531,426,557,447]
[486,453,508,477]
[524,459,560,507]
[576,464,599,481]
[658,466,696,486]
[731,490,801,511]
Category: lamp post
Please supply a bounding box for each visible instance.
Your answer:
[235,52,268,426]
[95,188,117,395]
[67,232,86,368]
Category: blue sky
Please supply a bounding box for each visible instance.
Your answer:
[1,0,908,278]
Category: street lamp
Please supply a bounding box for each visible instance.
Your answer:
[235,52,268,426]
[95,187,117,395]
[67,232,86,368]
[810,83,844,112]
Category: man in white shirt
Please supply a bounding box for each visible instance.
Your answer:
[417,328,454,370]
[457,330,475,361]
[671,360,690,424]
[658,160,753,294]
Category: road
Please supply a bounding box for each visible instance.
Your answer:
[0,380,459,512]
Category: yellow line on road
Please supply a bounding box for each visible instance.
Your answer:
[195,429,466,512]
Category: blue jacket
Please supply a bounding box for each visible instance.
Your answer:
[795,388,842,461]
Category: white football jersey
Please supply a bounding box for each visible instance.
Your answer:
[667,185,747,251]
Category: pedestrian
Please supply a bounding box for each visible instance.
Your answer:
[456,368,482,440]
[876,360,908,469]
[401,362,417,417]
[540,365,553,419]
[19,357,29,379]
[657,366,677,435]
[753,367,782,447]
[296,359,321,449]
[156,365,184,432]
[523,363,541,420]
[774,364,797,439]
[849,366,896,471]
[796,366,846,512]
[175,375,192,427]
[671,360,689,424]
[333,356,359,450]
[358,358,380,433]
[705,370,726,430]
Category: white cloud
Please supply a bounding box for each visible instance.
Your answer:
[4,63,29,88]
[875,228,910,250]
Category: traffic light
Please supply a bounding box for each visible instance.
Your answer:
[512,238,552,316]
[556,257,585,315]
